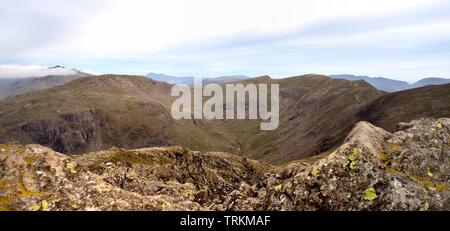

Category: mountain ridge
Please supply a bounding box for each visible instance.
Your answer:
[0,74,448,163]
[146,72,249,85]
[0,66,90,100]
[0,74,381,163]
[330,74,450,92]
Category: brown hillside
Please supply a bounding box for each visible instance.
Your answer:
[360,83,450,131]
[0,74,448,163]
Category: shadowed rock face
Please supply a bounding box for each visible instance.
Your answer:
[1,118,449,211]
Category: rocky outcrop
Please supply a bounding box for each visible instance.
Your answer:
[0,144,268,211]
[226,118,450,211]
[1,118,449,211]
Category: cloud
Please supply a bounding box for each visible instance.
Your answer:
[0,0,111,60]
[0,0,449,81]
[0,65,79,79]
[133,0,450,81]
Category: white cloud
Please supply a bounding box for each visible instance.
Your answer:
[0,65,79,79]
[0,0,449,80]
[12,0,439,59]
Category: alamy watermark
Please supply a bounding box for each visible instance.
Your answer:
[171,78,279,130]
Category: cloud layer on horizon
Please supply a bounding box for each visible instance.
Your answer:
[0,65,79,79]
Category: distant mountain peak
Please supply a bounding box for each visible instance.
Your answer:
[49,65,65,69]
[47,65,83,74]
[329,74,450,92]
[146,72,249,85]
[0,66,90,99]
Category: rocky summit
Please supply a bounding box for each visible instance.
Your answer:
[0,118,449,211]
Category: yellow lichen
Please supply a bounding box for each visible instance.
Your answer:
[49,164,57,172]
[420,202,429,211]
[379,151,386,162]
[23,155,35,166]
[389,144,404,153]
[0,185,13,211]
[349,161,357,170]
[71,203,79,209]
[349,148,360,161]
[30,204,40,211]
[66,162,77,174]
[310,167,319,177]
[18,181,44,197]
[411,176,450,192]
[435,183,450,192]
[0,179,46,211]
[41,200,48,211]
[363,187,377,201]
[427,169,434,177]
[161,200,171,209]
[385,167,403,175]
[274,184,282,192]
[182,188,196,199]
[129,169,137,178]
[18,147,28,153]
[347,148,360,170]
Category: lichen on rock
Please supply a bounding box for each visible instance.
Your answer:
[0,118,449,211]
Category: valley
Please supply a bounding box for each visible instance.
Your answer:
[1,0,449,213]
[0,74,448,163]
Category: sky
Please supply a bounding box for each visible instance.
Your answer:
[0,0,450,82]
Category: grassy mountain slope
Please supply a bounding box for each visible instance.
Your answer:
[359,84,450,131]
[0,74,381,163]
[230,75,382,163]
[0,74,448,163]
[0,75,236,155]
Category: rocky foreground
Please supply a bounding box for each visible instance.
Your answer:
[0,118,449,211]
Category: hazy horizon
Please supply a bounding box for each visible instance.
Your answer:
[1,64,450,84]
[1,0,450,82]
